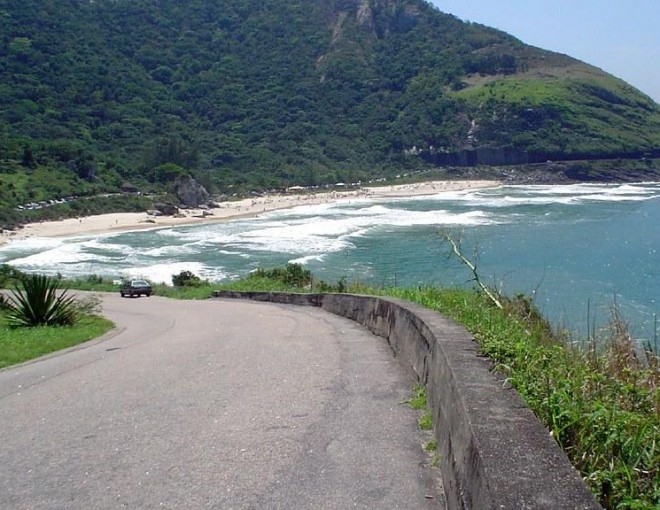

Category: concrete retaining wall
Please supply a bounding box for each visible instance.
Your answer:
[212,291,602,510]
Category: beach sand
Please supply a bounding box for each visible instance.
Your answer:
[0,180,499,246]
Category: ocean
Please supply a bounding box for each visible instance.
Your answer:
[1,182,659,342]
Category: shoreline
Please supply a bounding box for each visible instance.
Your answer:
[0,179,500,246]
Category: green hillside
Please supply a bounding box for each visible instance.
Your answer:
[1,0,659,223]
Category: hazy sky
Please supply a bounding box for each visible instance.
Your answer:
[429,0,660,103]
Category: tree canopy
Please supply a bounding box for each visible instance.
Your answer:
[1,0,659,217]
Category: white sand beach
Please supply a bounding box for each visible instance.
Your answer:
[0,180,499,246]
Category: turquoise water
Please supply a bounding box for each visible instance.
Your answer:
[1,182,659,341]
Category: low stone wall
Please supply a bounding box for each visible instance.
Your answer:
[212,291,602,510]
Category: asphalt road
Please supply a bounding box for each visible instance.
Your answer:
[0,294,444,509]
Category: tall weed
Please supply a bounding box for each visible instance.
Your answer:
[377,286,658,509]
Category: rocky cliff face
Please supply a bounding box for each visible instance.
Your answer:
[324,0,421,40]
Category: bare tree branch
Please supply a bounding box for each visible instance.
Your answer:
[441,231,503,310]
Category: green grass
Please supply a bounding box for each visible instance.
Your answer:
[61,263,331,299]
[405,384,435,431]
[0,313,114,369]
[418,411,433,431]
[407,385,440,467]
[453,74,660,153]
[424,439,438,452]
[63,279,118,292]
[374,286,659,510]
[406,384,428,410]
[65,278,308,299]
[152,283,216,300]
[455,76,570,106]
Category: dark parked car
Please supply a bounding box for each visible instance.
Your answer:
[120,279,152,298]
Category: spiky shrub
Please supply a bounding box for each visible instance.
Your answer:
[5,274,77,327]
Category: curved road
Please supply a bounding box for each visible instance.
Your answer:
[0,294,444,509]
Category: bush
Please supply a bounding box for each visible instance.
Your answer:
[5,273,78,327]
[249,264,312,288]
[172,270,203,287]
[86,274,105,284]
[0,264,24,288]
[314,276,347,293]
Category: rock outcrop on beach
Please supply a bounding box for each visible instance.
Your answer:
[175,176,209,208]
[153,203,179,216]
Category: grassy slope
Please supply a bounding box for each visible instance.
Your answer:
[455,47,660,153]
[0,314,114,369]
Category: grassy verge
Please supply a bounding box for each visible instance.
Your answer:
[5,264,658,507]
[0,265,337,370]
[61,265,328,299]
[375,286,658,510]
[0,313,114,369]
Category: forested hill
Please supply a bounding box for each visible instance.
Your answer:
[1,0,659,213]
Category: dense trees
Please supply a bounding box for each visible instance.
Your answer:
[0,0,658,218]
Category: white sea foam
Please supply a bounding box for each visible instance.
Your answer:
[0,237,66,256]
[343,228,371,239]
[499,195,578,206]
[390,209,497,226]
[8,243,114,268]
[2,181,657,283]
[580,193,655,202]
[288,254,326,265]
[215,249,250,256]
[120,262,228,285]
[202,205,500,256]
[414,183,660,208]
[230,227,354,255]
[337,204,393,216]
[142,244,198,257]
[89,242,135,256]
[608,184,657,195]
[508,183,660,198]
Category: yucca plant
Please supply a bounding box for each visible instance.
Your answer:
[5,273,78,327]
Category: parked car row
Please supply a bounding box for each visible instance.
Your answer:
[16,196,76,211]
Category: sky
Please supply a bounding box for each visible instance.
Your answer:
[429,0,660,104]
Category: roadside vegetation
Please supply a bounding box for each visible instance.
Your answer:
[2,262,657,508]
[0,269,113,368]
[380,287,658,510]
[63,265,339,297]
[0,314,113,369]
[406,385,440,467]
[217,265,660,509]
